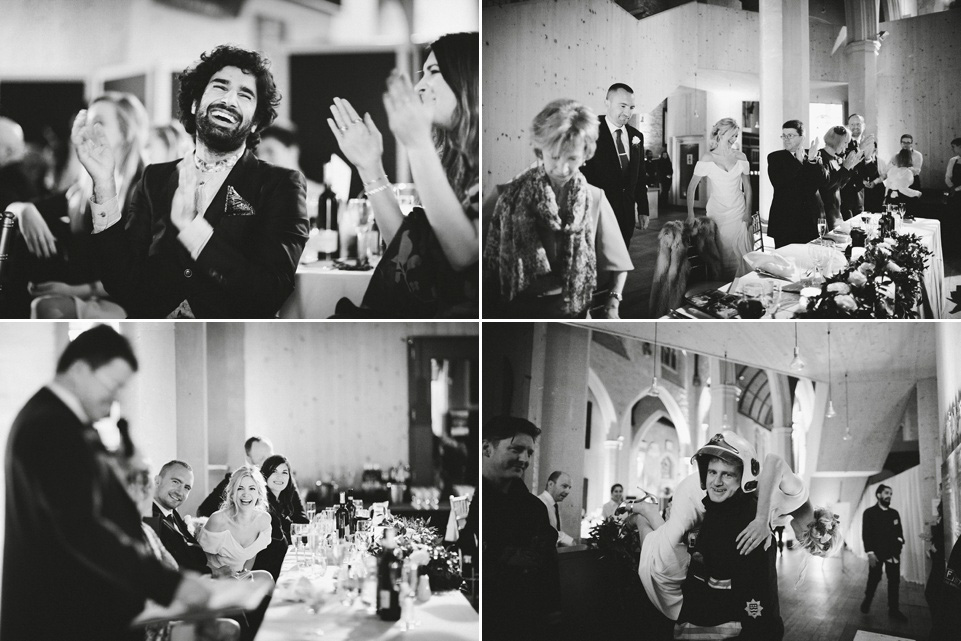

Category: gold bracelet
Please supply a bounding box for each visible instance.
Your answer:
[365,183,390,197]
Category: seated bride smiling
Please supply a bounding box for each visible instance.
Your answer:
[199,466,275,582]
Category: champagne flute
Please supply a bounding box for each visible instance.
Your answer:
[765,282,782,318]
[817,217,827,240]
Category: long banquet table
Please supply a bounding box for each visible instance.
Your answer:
[256,552,479,640]
[667,214,945,319]
[278,261,374,319]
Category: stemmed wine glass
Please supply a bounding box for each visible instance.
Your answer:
[817,216,828,241]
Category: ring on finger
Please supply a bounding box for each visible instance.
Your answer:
[351,119,361,124]
[339,126,348,132]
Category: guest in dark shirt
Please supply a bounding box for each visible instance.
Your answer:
[253,454,308,581]
[483,416,560,641]
[861,484,907,620]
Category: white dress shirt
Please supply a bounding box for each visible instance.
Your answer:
[608,122,631,163]
[538,490,575,547]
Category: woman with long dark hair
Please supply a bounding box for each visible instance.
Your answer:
[327,31,479,318]
[252,454,308,581]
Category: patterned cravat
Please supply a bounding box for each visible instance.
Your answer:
[615,129,629,173]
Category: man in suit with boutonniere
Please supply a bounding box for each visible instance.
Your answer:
[581,82,650,249]
[148,459,213,576]
[72,44,309,318]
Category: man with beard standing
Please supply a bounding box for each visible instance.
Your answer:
[861,484,908,621]
[72,45,308,318]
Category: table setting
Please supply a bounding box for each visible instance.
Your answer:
[257,502,477,640]
[667,208,943,319]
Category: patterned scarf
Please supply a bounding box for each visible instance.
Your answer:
[484,164,596,316]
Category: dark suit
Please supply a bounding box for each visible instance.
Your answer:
[813,149,853,230]
[581,116,649,247]
[2,388,181,641]
[147,502,211,575]
[91,151,309,318]
[840,139,869,219]
[766,150,822,247]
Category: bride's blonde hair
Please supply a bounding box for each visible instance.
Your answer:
[795,508,843,588]
[220,465,268,519]
[709,118,740,152]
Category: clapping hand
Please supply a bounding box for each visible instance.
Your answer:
[70,111,116,194]
[842,146,865,170]
[383,69,434,151]
[170,158,201,231]
[326,97,384,175]
[808,136,821,158]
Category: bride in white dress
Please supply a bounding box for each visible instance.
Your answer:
[199,466,275,582]
[686,118,753,280]
[623,431,842,621]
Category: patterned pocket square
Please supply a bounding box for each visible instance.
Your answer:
[225,186,255,216]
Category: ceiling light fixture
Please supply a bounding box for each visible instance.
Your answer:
[825,326,837,418]
[842,372,853,441]
[646,323,660,397]
[789,323,806,371]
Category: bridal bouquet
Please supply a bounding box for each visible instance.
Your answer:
[796,231,932,318]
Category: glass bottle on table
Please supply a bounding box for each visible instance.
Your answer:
[377,528,402,621]
[335,491,349,539]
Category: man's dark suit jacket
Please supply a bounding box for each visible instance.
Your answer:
[814,149,853,229]
[147,501,211,575]
[766,150,822,248]
[840,138,870,219]
[2,388,181,641]
[581,116,649,246]
[91,150,309,318]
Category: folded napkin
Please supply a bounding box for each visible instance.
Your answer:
[742,251,796,280]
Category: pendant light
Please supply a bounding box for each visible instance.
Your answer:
[646,323,660,397]
[842,372,853,441]
[825,326,837,418]
[789,323,806,371]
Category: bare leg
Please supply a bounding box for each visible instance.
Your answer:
[630,502,666,548]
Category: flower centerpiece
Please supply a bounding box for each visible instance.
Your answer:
[586,513,645,613]
[367,514,463,592]
[796,231,932,318]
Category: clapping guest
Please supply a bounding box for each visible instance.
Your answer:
[945,137,961,209]
[3,93,148,319]
[253,454,309,581]
[327,32,479,318]
[483,99,632,318]
[814,125,863,229]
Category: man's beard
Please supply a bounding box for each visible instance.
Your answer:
[880,496,891,507]
[195,105,253,153]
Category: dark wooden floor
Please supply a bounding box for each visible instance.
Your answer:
[619,205,961,319]
[777,545,932,641]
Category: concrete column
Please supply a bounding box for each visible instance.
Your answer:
[708,356,739,436]
[604,439,621,504]
[770,426,795,470]
[758,0,810,224]
[174,324,209,516]
[535,324,591,544]
[844,40,881,129]
[122,324,178,469]
[916,378,941,562]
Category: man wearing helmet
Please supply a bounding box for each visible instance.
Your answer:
[675,432,783,640]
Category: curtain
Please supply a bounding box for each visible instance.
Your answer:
[847,465,928,584]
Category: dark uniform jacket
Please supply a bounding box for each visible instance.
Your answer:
[483,476,560,640]
[677,490,783,641]
[862,503,904,561]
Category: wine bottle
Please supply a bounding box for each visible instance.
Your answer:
[377,528,402,621]
[346,490,356,534]
[335,491,349,539]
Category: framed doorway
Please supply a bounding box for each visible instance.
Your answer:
[674,135,707,210]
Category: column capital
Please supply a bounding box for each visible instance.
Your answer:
[845,39,881,57]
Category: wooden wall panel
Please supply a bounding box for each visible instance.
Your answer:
[877,10,961,189]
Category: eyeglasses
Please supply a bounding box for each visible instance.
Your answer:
[780,134,800,140]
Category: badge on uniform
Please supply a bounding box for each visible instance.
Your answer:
[744,599,763,619]
[893,519,899,525]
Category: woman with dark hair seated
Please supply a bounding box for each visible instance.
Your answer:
[483,98,632,318]
[327,32,479,318]
[252,454,309,581]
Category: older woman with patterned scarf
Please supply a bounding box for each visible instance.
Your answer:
[484,99,632,318]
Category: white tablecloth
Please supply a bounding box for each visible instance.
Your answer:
[279,262,374,319]
[734,215,945,318]
[257,553,478,641]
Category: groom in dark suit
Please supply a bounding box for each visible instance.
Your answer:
[149,459,213,575]
[2,325,210,641]
[72,44,309,318]
[581,82,649,248]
